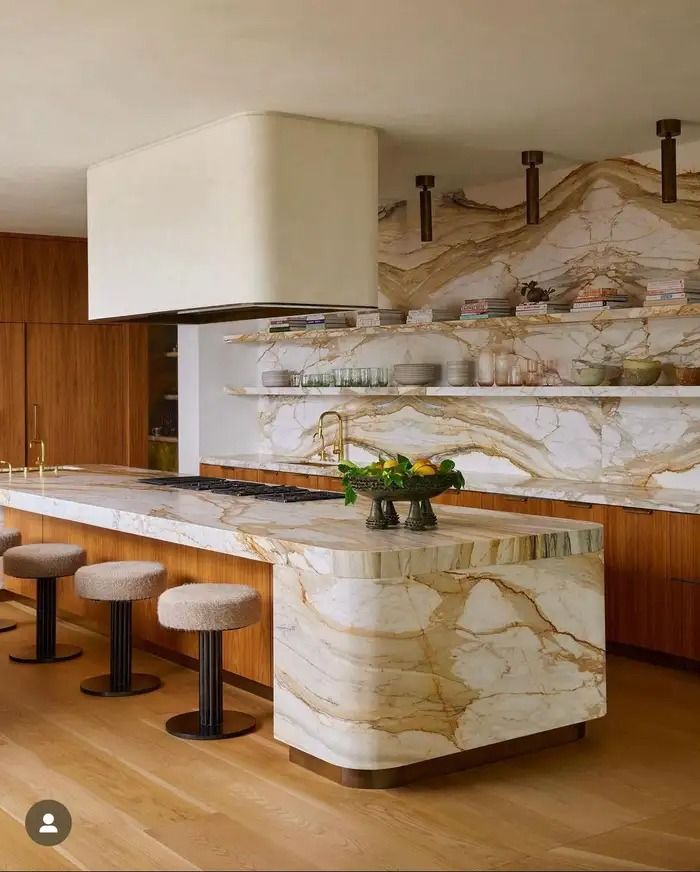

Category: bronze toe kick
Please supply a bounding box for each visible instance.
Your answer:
[289,723,586,789]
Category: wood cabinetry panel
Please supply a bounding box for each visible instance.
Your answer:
[668,513,700,661]
[488,494,553,516]
[0,236,26,321]
[4,509,272,686]
[0,323,26,466]
[22,237,88,324]
[26,324,141,466]
[547,499,607,526]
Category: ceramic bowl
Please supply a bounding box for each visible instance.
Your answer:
[393,364,441,386]
[622,358,662,386]
[571,361,606,386]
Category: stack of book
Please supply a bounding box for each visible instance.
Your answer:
[570,286,629,311]
[304,312,354,330]
[268,317,296,333]
[460,298,514,320]
[644,278,700,306]
[406,307,459,325]
[355,309,406,328]
[515,300,569,317]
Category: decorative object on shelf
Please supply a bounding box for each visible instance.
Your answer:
[415,174,435,242]
[519,280,553,303]
[477,349,495,386]
[622,358,662,386]
[393,363,440,386]
[261,370,292,387]
[446,360,474,386]
[656,119,681,203]
[572,360,606,386]
[338,455,465,532]
[521,150,544,224]
[673,364,700,386]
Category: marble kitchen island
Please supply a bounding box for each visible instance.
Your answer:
[0,467,605,786]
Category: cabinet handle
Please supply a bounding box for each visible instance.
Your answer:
[565,501,593,508]
[671,576,700,586]
[503,495,528,503]
[32,403,40,440]
[622,506,653,515]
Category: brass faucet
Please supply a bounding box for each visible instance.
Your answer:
[315,411,345,462]
[0,460,12,478]
[28,439,46,475]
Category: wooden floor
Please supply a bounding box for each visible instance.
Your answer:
[1,601,699,872]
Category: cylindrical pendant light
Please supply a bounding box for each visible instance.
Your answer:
[415,174,435,241]
[656,119,681,203]
[521,150,543,224]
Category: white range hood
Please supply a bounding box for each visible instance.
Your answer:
[87,112,378,323]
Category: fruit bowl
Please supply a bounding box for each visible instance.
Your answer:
[339,456,465,531]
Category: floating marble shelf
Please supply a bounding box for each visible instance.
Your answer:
[225,385,700,398]
[223,303,700,344]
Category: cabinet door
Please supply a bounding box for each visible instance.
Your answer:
[548,500,607,525]
[604,506,675,652]
[0,323,26,466]
[26,324,145,466]
[22,237,88,324]
[668,513,700,661]
[0,236,26,321]
[488,494,553,516]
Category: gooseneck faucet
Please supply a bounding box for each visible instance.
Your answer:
[315,411,345,462]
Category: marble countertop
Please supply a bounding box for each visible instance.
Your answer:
[202,454,700,515]
[0,466,600,579]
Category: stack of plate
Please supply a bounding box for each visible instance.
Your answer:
[261,370,292,387]
[393,363,441,386]
[446,360,473,386]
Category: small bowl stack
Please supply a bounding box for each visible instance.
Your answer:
[261,370,292,388]
[393,363,441,386]
[446,360,473,386]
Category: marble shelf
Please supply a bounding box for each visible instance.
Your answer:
[223,303,700,344]
[225,385,700,398]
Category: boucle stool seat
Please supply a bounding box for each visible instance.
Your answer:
[158,583,262,741]
[75,561,166,697]
[0,528,21,633]
[5,542,86,664]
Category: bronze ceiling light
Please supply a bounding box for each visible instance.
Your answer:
[415,174,435,241]
[521,150,544,224]
[656,119,681,203]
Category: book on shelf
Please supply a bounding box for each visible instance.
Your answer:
[459,311,513,320]
[575,288,626,301]
[646,278,700,292]
[355,309,406,328]
[645,293,700,306]
[571,299,629,310]
[406,308,459,324]
[515,303,569,316]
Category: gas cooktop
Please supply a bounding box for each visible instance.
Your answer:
[138,475,345,503]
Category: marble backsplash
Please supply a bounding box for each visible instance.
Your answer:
[229,155,700,489]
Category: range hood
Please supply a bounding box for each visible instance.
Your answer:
[87,112,379,323]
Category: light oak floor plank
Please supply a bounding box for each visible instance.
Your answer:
[1,601,700,872]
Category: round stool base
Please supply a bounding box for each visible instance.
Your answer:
[165,710,256,741]
[0,619,17,633]
[80,673,162,697]
[9,643,82,664]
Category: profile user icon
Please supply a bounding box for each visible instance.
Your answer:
[39,813,58,834]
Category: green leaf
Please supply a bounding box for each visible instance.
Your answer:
[438,459,456,473]
[396,454,411,467]
[343,485,358,505]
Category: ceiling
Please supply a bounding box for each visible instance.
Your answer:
[2,0,700,235]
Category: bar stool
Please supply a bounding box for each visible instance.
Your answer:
[158,582,261,740]
[0,528,21,633]
[75,561,167,697]
[4,543,86,663]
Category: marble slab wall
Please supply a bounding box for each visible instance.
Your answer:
[235,157,700,488]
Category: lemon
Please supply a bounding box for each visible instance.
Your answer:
[411,458,431,472]
[414,463,437,477]
[383,459,399,470]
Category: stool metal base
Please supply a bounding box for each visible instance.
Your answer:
[165,710,256,741]
[9,643,83,664]
[0,619,17,633]
[80,672,162,697]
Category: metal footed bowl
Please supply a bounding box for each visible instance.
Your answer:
[346,473,460,532]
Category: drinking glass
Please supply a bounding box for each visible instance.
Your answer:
[477,350,495,387]
[495,352,511,387]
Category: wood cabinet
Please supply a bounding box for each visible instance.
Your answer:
[0,323,26,466]
[26,324,147,468]
[668,513,700,661]
[486,494,553,516]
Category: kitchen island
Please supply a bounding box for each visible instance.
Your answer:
[0,467,605,786]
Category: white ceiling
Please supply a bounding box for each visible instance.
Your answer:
[2,0,700,235]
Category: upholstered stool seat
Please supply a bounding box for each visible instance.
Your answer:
[5,542,85,663]
[75,561,166,697]
[158,583,262,740]
[0,528,21,633]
